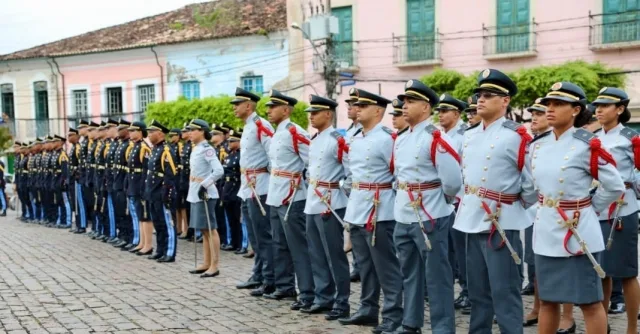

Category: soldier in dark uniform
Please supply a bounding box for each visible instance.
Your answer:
[92,121,108,240]
[21,142,34,222]
[51,135,71,228]
[102,119,120,243]
[0,156,6,217]
[42,136,56,227]
[32,138,46,224]
[13,141,28,220]
[222,129,244,253]
[210,124,230,250]
[145,120,178,263]
[83,122,99,236]
[178,124,194,240]
[126,121,153,255]
[168,128,182,231]
[68,128,86,233]
[112,119,131,249]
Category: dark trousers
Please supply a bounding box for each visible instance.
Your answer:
[73,182,87,229]
[112,190,129,242]
[225,200,242,249]
[18,187,31,219]
[44,190,56,223]
[30,189,42,221]
[96,191,109,235]
[82,185,95,230]
[215,198,228,245]
[243,196,274,285]
[150,200,176,258]
[611,278,624,305]
[56,190,72,226]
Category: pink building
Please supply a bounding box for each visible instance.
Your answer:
[296,0,640,129]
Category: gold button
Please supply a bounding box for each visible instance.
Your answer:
[490,144,494,148]
[464,144,468,148]
[415,156,419,159]
[535,144,540,149]
[483,166,488,171]
[559,191,564,196]
[561,166,566,171]
[463,155,466,159]
[570,146,575,150]
[564,156,569,160]
[486,155,491,160]
[533,155,537,159]
[481,177,486,182]
[557,220,562,224]
[559,178,564,183]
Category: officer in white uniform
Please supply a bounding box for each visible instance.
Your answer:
[264,89,314,308]
[344,88,362,283]
[394,80,462,333]
[303,95,351,321]
[231,88,275,297]
[338,89,403,334]
[454,69,537,334]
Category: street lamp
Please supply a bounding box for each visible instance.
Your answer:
[291,22,326,67]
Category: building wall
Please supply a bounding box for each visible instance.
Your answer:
[300,0,640,129]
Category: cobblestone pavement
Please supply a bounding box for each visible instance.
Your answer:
[0,215,632,333]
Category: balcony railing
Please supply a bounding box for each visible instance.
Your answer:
[590,10,640,50]
[392,31,442,66]
[333,40,359,71]
[482,21,537,58]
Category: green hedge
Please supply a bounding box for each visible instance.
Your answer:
[145,95,309,130]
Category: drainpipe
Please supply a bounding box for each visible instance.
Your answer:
[51,57,66,135]
[150,46,165,102]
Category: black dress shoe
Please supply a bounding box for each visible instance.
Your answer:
[136,249,153,256]
[521,282,535,296]
[264,289,297,301]
[222,244,235,251]
[200,271,220,278]
[399,325,422,334]
[454,295,470,309]
[157,256,175,263]
[300,304,331,314]
[235,248,248,255]
[338,314,378,326]
[196,236,203,243]
[114,241,128,248]
[107,237,119,244]
[608,302,625,314]
[121,244,134,251]
[556,322,576,334]
[250,285,275,297]
[291,300,313,311]
[371,318,399,334]
[243,252,255,258]
[236,279,262,289]
[523,317,538,327]
[75,228,86,234]
[350,272,361,282]
[69,228,77,233]
[325,309,349,321]
[147,253,162,260]
[190,269,207,274]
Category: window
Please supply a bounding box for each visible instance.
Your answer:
[72,90,88,127]
[406,0,435,62]
[242,76,264,94]
[333,6,354,67]
[603,0,640,44]
[137,85,155,112]
[34,81,49,138]
[496,0,530,53]
[1,84,14,119]
[181,81,200,100]
[107,87,123,115]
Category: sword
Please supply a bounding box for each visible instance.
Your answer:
[101,196,106,213]
[409,197,432,251]
[560,212,606,278]
[93,192,98,211]
[371,197,380,246]
[606,196,627,250]
[284,179,300,222]
[201,194,217,267]
[247,177,266,216]
[482,204,522,265]
[316,190,348,228]
[74,182,78,220]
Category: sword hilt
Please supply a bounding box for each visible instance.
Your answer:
[510,252,522,265]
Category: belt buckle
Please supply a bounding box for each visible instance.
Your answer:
[240,168,246,174]
[398,182,407,190]
[466,185,478,195]
[310,179,317,186]
[352,181,360,189]
[544,197,559,208]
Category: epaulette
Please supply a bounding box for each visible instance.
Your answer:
[457,123,469,135]
[330,131,343,141]
[465,122,480,132]
[253,115,261,123]
[620,126,639,142]
[573,128,596,144]
[381,126,394,135]
[203,143,211,148]
[397,127,409,136]
[424,124,438,134]
[530,130,551,144]
[286,123,295,129]
[501,119,521,131]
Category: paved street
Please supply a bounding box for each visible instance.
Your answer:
[0,215,631,333]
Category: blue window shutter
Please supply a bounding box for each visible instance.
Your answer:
[406,0,435,62]
[332,6,353,66]
[496,0,529,53]
[603,0,640,43]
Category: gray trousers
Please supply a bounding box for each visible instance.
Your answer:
[307,210,350,310]
[467,231,523,334]
[524,225,535,285]
[450,226,468,297]
[243,196,274,285]
[395,214,455,332]
[271,201,314,301]
[350,221,403,324]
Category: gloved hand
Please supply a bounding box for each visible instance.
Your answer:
[198,186,208,201]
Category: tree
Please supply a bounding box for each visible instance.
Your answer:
[145,95,309,130]
[420,68,465,95]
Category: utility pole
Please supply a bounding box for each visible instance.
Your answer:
[323,0,337,102]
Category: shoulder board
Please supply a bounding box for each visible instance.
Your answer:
[530,130,551,144]
[620,126,639,141]
[381,126,393,135]
[594,128,602,133]
[253,115,261,123]
[353,128,363,137]
[424,124,438,134]
[330,131,343,140]
[397,127,409,136]
[203,143,211,148]
[457,123,469,135]
[502,119,521,131]
[465,122,480,132]
[286,123,295,130]
[573,128,596,144]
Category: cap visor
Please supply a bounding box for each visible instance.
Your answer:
[345,97,357,103]
[230,98,248,104]
[353,101,376,106]
[473,87,508,95]
[265,100,286,107]
[305,106,326,112]
[592,98,619,105]
[397,93,429,102]
[540,96,577,105]
[228,138,240,142]
[527,106,546,113]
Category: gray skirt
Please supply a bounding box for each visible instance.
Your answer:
[600,212,639,278]
[189,199,218,230]
[535,252,603,305]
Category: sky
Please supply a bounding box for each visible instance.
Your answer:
[0,0,209,55]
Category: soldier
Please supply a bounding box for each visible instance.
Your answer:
[231,88,275,296]
[186,119,224,277]
[51,135,71,228]
[34,138,46,224]
[338,89,403,334]
[84,122,99,236]
[593,87,640,334]
[26,140,40,223]
[210,124,231,251]
[222,129,243,253]
[263,89,314,308]
[92,121,109,240]
[0,155,5,217]
[303,95,351,320]
[103,119,121,243]
[465,95,481,126]
[390,99,409,135]
[178,124,194,240]
[145,120,178,263]
[113,120,131,249]
[522,98,549,328]
[68,127,87,233]
[43,136,56,227]
[532,82,624,334]
[168,128,182,230]
[13,141,29,220]
[126,121,153,255]
[343,87,361,283]
[453,69,537,333]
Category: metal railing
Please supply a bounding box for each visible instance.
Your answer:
[589,10,640,48]
[392,31,442,65]
[333,40,358,69]
[482,21,537,56]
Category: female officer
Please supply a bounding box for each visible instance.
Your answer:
[530,82,624,334]
[594,87,640,334]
